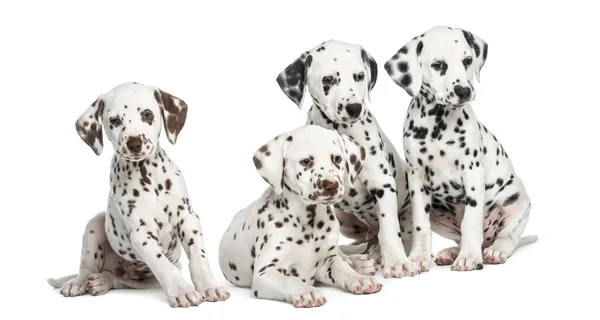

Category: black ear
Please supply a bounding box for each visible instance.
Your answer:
[459,28,488,82]
[276,51,313,108]
[360,47,378,93]
[75,98,105,155]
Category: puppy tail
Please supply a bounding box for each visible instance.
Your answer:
[47,274,78,288]
[517,235,539,248]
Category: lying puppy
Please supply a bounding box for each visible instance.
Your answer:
[219,125,381,308]
[384,26,537,271]
[48,82,230,307]
[275,39,423,278]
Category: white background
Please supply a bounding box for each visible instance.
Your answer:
[1,0,597,318]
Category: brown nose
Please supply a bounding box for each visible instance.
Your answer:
[126,136,142,154]
[321,179,339,192]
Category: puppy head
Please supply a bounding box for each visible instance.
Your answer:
[384,26,488,107]
[252,125,365,205]
[75,82,188,161]
[276,40,378,124]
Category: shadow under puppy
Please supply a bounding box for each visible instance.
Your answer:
[48,82,229,307]
[219,125,381,308]
[384,26,537,271]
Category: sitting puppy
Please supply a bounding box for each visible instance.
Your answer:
[275,39,423,278]
[219,125,381,308]
[384,26,537,271]
[47,82,230,307]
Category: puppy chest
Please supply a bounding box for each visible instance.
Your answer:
[335,182,377,218]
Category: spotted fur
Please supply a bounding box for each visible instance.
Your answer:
[384,26,537,271]
[219,125,381,308]
[47,82,230,307]
[276,40,425,278]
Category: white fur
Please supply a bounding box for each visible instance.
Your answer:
[47,82,230,307]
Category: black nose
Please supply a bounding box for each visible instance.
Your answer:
[454,85,472,101]
[345,103,362,118]
[126,136,142,154]
[321,179,339,192]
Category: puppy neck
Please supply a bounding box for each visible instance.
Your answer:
[276,184,332,227]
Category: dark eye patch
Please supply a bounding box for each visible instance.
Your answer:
[353,72,365,82]
[463,56,473,69]
[331,154,342,168]
[431,60,448,76]
[141,109,154,125]
[322,75,337,96]
[109,116,122,128]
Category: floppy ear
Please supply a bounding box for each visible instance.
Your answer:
[360,46,378,101]
[337,133,366,187]
[252,133,292,194]
[459,29,488,82]
[276,51,313,108]
[153,88,189,144]
[384,37,424,97]
[75,98,105,155]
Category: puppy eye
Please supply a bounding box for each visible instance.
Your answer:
[463,56,473,68]
[333,155,343,164]
[354,72,365,82]
[142,109,154,121]
[109,117,122,126]
[299,158,313,166]
[322,76,335,85]
[431,61,446,71]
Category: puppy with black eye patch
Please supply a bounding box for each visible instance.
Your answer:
[47,82,230,307]
[384,26,537,271]
[219,125,381,308]
[276,39,424,279]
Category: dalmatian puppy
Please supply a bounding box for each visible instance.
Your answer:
[275,40,424,278]
[384,26,537,271]
[47,82,230,307]
[219,125,381,308]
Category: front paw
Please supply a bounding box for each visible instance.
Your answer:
[451,250,484,271]
[198,286,230,302]
[408,252,433,272]
[59,276,87,297]
[169,289,203,308]
[343,276,382,295]
[381,255,420,278]
[347,254,378,275]
[292,289,326,308]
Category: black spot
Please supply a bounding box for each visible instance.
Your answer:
[400,74,412,87]
[416,41,423,56]
[503,192,520,207]
[397,61,408,73]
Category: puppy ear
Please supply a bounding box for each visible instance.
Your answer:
[459,29,488,82]
[276,51,313,108]
[153,89,189,144]
[360,46,378,102]
[75,98,105,155]
[252,133,292,194]
[337,133,366,187]
[384,37,424,97]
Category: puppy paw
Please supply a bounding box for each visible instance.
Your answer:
[367,244,382,265]
[169,289,203,308]
[85,272,114,296]
[343,276,382,294]
[483,246,507,264]
[408,251,433,273]
[198,286,230,302]
[381,257,420,278]
[59,276,88,297]
[451,250,484,271]
[347,254,378,275]
[435,246,459,265]
[292,289,326,308]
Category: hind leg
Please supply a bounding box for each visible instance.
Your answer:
[50,212,109,297]
[483,198,532,264]
[85,271,160,296]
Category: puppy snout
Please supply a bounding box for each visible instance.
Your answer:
[126,136,143,154]
[345,103,362,118]
[321,179,339,192]
[454,85,471,101]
